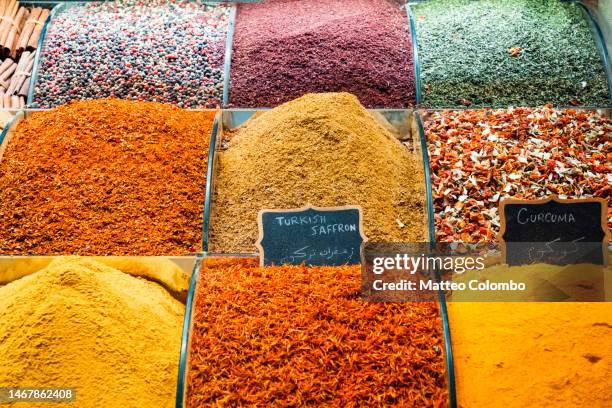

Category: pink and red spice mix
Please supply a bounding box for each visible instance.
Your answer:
[229,0,416,108]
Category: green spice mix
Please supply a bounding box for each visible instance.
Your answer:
[413,0,610,108]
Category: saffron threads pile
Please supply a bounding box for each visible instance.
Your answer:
[424,107,611,242]
[0,99,214,255]
[186,257,448,407]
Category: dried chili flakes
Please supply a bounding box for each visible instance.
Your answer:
[0,99,214,255]
[186,257,448,407]
[424,107,611,242]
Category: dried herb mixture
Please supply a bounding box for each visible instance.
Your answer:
[425,107,611,242]
[0,99,214,255]
[186,257,448,407]
[413,0,610,107]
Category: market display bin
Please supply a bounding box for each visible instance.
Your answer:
[202,108,426,251]
[409,0,612,108]
[0,110,23,161]
[24,1,62,106]
[221,4,237,107]
[416,107,612,245]
[0,254,198,407]
[176,254,457,408]
[0,255,199,302]
[226,1,418,109]
[27,1,232,109]
[0,108,218,256]
[577,1,612,97]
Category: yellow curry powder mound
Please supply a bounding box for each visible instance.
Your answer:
[449,302,612,407]
[0,257,184,408]
[209,92,427,252]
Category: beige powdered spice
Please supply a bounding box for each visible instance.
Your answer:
[209,92,426,252]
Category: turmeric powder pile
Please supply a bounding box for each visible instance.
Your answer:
[448,302,612,407]
[0,257,185,408]
[209,92,427,252]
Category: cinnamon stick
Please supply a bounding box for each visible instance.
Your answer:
[6,6,26,59]
[0,57,12,75]
[0,60,15,82]
[6,50,28,94]
[13,7,28,58]
[10,51,32,95]
[17,6,39,53]
[0,0,18,46]
[17,71,28,96]
[27,7,47,50]
[4,59,20,94]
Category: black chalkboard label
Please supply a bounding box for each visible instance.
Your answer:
[256,205,367,267]
[500,197,609,266]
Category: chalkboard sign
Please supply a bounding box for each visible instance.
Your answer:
[256,205,366,267]
[499,196,609,266]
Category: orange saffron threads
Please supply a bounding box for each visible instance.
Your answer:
[0,99,214,255]
[186,257,448,407]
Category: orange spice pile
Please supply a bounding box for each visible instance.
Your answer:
[425,107,611,242]
[0,99,214,255]
[187,257,448,407]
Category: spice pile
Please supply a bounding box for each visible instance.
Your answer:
[448,302,612,407]
[208,92,427,253]
[187,257,448,406]
[424,107,611,242]
[413,0,610,107]
[0,99,213,255]
[0,257,184,408]
[229,0,415,108]
[450,262,607,302]
[32,0,229,108]
[0,2,50,108]
[0,256,192,295]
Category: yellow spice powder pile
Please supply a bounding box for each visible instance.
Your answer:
[449,302,612,407]
[0,257,184,408]
[209,92,427,252]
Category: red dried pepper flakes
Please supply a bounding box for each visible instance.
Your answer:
[0,99,215,255]
[424,107,611,243]
[186,257,448,407]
